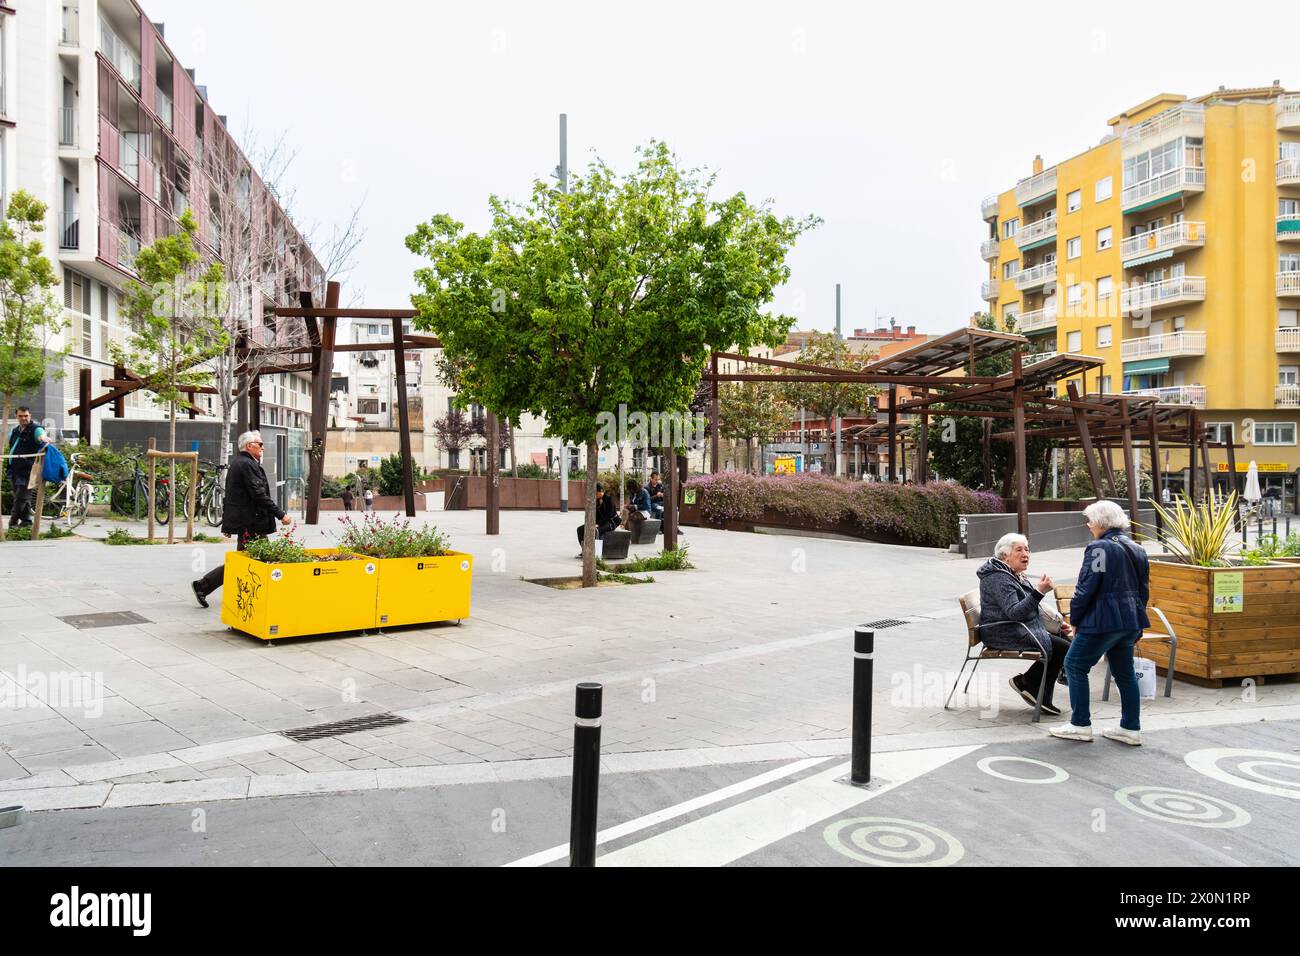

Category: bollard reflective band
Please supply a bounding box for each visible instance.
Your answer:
[854,651,874,660]
[574,717,601,728]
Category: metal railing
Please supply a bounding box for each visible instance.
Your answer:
[119,138,140,183]
[1277,213,1300,238]
[1120,275,1206,312]
[1278,158,1300,185]
[1120,330,1206,361]
[154,88,173,128]
[1278,94,1300,128]
[1120,220,1205,261]
[117,229,141,269]
[1122,102,1204,149]
[1122,384,1206,406]
[1121,166,1205,209]
[1278,272,1300,296]
[61,8,80,46]
[1018,306,1058,333]
[1023,350,1057,366]
[1277,327,1300,352]
[1015,261,1057,291]
[980,238,999,261]
[59,107,78,147]
[1015,167,1057,205]
[1277,384,1300,408]
[980,279,999,300]
[1016,214,1057,248]
[60,212,79,250]
[981,194,999,220]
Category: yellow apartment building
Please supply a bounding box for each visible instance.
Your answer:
[980,84,1300,500]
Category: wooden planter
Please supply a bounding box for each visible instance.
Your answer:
[1148,559,1300,681]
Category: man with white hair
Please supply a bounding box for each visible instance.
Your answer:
[191,430,291,607]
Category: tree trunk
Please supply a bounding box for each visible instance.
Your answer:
[0,396,9,540]
[581,438,599,588]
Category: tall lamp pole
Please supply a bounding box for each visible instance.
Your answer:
[554,113,570,513]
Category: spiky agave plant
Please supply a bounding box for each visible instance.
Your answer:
[1149,492,1241,567]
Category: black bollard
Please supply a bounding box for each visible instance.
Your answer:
[569,682,603,866]
[850,628,874,787]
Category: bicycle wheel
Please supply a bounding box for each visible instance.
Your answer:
[40,483,64,521]
[153,482,172,525]
[204,486,224,528]
[69,484,90,529]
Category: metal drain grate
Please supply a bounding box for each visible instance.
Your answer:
[281,713,409,741]
[57,610,152,630]
[861,619,910,630]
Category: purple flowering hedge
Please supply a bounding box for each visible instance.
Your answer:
[684,473,1003,548]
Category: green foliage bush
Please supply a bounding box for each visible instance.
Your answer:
[334,513,451,558]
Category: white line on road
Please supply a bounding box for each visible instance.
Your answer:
[503,756,829,867]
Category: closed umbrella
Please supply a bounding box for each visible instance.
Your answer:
[1244,460,1262,503]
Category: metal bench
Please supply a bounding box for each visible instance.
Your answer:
[946,588,1050,722]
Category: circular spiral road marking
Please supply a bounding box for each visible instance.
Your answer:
[976,755,1069,784]
[1114,786,1250,828]
[1185,748,1300,800]
[823,817,964,867]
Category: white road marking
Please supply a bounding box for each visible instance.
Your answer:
[597,744,981,867]
[504,757,828,867]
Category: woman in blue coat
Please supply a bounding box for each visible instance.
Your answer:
[1050,499,1151,746]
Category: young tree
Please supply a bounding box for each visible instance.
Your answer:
[0,190,66,445]
[432,408,476,470]
[408,141,817,585]
[778,331,877,475]
[719,382,792,473]
[112,210,225,524]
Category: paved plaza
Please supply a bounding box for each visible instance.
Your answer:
[3,509,1299,865]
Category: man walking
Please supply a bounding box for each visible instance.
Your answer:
[7,407,51,529]
[191,430,291,607]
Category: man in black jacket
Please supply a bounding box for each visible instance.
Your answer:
[7,407,51,528]
[192,430,290,607]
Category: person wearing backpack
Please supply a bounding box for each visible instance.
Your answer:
[1050,499,1151,746]
[6,407,51,529]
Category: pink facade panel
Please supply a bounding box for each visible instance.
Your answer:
[139,27,156,122]
[98,115,119,168]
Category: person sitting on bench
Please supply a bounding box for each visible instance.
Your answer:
[576,484,620,546]
[647,472,665,519]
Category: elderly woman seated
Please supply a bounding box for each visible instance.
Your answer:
[977,532,1073,717]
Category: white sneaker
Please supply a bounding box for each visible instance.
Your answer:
[1048,722,1093,742]
[1103,727,1142,747]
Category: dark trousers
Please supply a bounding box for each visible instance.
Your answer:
[1021,634,1071,704]
[197,532,264,597]
[8,477,33,526]
[576,523,617,544]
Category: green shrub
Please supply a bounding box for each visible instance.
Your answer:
[515,462,549,479]
[3,524,74,542]
[600,547,693,573]
[334,513,451,558]
[243,533,316,564]
[105,527,157,546]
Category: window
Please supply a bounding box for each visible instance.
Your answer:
[367,324,378,335]
[1283,254,1300,274]
[1097,226,1113,251]
[1067,283,1082,307]
[1098,375,1112,393]
[1097,324,1113,348]
[1171,315,1185,332]
[448,449,460,470]
[1204,422,1233,444]
[1067,237,1081,259]
[1282,199,1300,217]
[1003,259,1019,280]
[1254,422,1297,445]
[1281,366,1299,386]
[1003,303,1019,324]
[1095,177,1113,202]
[63,269,88,313]
[1281,309,1299,328]
[1067,190,1082,213]
[1067,331,1082,352]
[1097,276,1114,300]
[1003,218,1019,239]
[1283,142,1300,160]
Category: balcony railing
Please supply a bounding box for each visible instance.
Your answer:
[98,20,142,91]
[1277,385,1300,407]
[59,107,77,147]
[119,139,140,183]
[117,229,142,270]
[61,8,80,46]
[1120,221,1206,262]
[1276,327,1300,352]
[1016,214,1057,249]
[1278,272,1300,296]
[1278,94,1300,131]
[980,238,999,261]
[1278,213,1300,240]
[1015,261,1057,291]
[1120,275,1206,313]
[1120,330,1206,361]
[1278,158,1300,187]
[981,194,999,221]
[1023,350,1057,367]
[1017,306,1058,333]
[980,279,999,301]
[1122,102,1205,151]
[1015,168,1057,206]
[60,212,80,250]
[1121,166,1205,211]
[154,89,173,128]
[1123,384,1206,407]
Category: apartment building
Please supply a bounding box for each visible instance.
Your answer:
[981,85,1300,497]
[4,0,319,442]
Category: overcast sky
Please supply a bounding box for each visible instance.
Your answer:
[145,0,1289,336]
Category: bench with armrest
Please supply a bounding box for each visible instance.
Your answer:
[946,588,1050,723]
[1053,583,1176,699]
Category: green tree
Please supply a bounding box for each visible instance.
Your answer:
[408,141,817,585]
[778,331,877,475]
[0,190,66,447]
[112,210,226,524]
[719,381,792,473]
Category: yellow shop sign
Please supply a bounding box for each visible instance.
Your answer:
[1216,462,1290,472]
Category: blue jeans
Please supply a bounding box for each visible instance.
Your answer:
[1064,629,1141,731]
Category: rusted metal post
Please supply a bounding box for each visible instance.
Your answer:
[1148,415,1164,538]
[485,411,500,534]
[392,315,417,518]
[1066,381,1104,499]
[1119,398,1140,537]
[1011,350,1029,536]
[887,386,898,482]
[147,436,156,542]
[79,366,92,443]
[710,352,720,475]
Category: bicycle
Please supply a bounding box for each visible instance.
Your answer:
[39,453,94,530]
[110,454,180,525]
[195,459,226,527]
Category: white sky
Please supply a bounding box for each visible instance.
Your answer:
[144,0,1290,336]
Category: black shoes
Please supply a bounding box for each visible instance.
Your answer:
[191,581,209,609]
[1010,675,1061,716]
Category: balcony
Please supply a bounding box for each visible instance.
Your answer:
[1277,327,1300,352]
[59,108,78,148]
[1018,306,1058,334]
[1023,349,1057,367]
[61,9,80,46]
[1277,94,1300,131]
[1278,214,1300,241]
[154,88,173,129]
[1015,261,1057,292]
[1277,385,1300,408]
[980,279,999,302]
[60,212,80,251]
[1121,275,1206,314]
[1122,102,1205,153]
[1279,272,1300,297]
[1120,221,1206,265]
[1121,166,1205,212]
[981,194,999,221]
[980,238,1000,262]
[1120,330,1206,361]
[119,139,140,184]
[1278,159,1300,188]
[1016,214,1057,251]
[1015,168,1057,207]
[117,229,141,270]
[1123,384,1206,407]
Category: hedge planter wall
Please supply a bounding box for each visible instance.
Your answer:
[682,473,1002,548]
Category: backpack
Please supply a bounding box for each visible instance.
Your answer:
[41,444,70,483]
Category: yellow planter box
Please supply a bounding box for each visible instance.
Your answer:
[220,548,378,641]
[373,550,474,629]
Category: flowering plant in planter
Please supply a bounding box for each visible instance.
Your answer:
[335,513,451,559]
[243,530,361,563]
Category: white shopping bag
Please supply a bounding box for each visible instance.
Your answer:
[594,538,603,560]
[1134,656,1157,700]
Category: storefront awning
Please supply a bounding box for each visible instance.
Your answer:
[1123,358,1170,375]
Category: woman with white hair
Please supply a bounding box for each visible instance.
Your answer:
[1050,500,1150,745]
[976,532,1073,717]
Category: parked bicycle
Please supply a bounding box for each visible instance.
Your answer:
[195,459,226,527]
[110,454,181,525]
[39,453,95,530]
